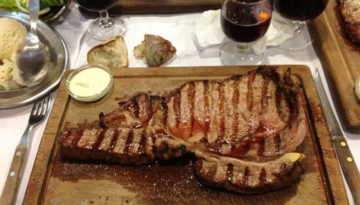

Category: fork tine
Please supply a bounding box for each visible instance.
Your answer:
[39,98,45,115]
[31,98,40,115]
[31,94,51,116]
[45,94,51,113]
[37,98,44,115]
[42,95,50,115]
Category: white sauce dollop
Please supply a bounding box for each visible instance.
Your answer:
[68,67,111,98]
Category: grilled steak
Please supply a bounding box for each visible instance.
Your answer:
[58,66,309,194]
[58,126,189,165]
[340,0,360,44]
[163,66,307,160]
[193,152,304,194]
[98,93,165,129]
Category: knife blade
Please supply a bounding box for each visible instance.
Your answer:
[313,68,360,205]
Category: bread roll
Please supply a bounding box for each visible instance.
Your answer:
[87,36,128,68]
[133,34,176,67]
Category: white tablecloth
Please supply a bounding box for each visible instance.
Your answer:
[0,3,359,204]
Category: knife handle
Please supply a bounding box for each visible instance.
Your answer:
[0,145,27,205]
[333,136,360,205]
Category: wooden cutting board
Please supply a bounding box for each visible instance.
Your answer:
[111,0,221,14]
[310,0,360,132]
[24,65,348,205]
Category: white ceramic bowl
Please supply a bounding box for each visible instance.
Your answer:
[66,63,113,102]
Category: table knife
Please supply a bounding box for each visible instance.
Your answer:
[313,68,360,205]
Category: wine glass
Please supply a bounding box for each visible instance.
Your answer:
[273,0,329,51]
[220,0,273,65]
[75,0,126,41]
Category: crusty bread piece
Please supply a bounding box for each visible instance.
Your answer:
[340,0,360,44]
[133,34,176,67]
[87,36,128,68]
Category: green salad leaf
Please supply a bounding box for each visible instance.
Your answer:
[39,0,64,8]
[0,0,64,12]
[0,0,18,11]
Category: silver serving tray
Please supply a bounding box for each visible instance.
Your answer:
[0,10,69,109]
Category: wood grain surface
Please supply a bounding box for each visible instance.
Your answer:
[110,0,221,14]
[310,0,360,132]
[23,66,348,205]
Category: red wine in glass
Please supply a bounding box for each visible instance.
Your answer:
[220,0,272,65]
[76,0,117,12]
[273,0,329,50]
[273,0,329,21]
[221,11,272,42]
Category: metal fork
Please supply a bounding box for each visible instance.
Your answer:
[0,94,52,205]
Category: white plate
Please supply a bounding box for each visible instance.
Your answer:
[0,10,69,109]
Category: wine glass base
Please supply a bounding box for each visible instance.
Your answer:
[279,27,313,51]
[220,42,264,65]
[88,16,127,41]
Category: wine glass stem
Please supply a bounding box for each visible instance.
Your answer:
[98,10,112,28]
[235,43,251,54]
[293,21,307,37]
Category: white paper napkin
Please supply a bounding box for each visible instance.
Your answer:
[193,9,296,55]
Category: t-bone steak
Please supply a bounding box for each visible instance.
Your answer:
[58,66,309,194]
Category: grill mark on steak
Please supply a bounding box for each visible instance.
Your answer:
[142,95,152,122]
[188,82,196,138]
[123,129,134,156]
[226,163,234,183]
[138,129,147,155]
[162,102,168,127]
[131,96,140,118]
[97,129,112,151]
[274,134,281,154]
[58,66,308,195]
[257,137,266,157]
[174,91,181,128]
[261,78,270,116]
[70,128,83,147]
[132,129,144,155]
[92,129,106,150]
[276,83,283,122]
[243,166,250,188]
[108,129,119,153]
[259,168,266,186]
[247,73,255,113]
